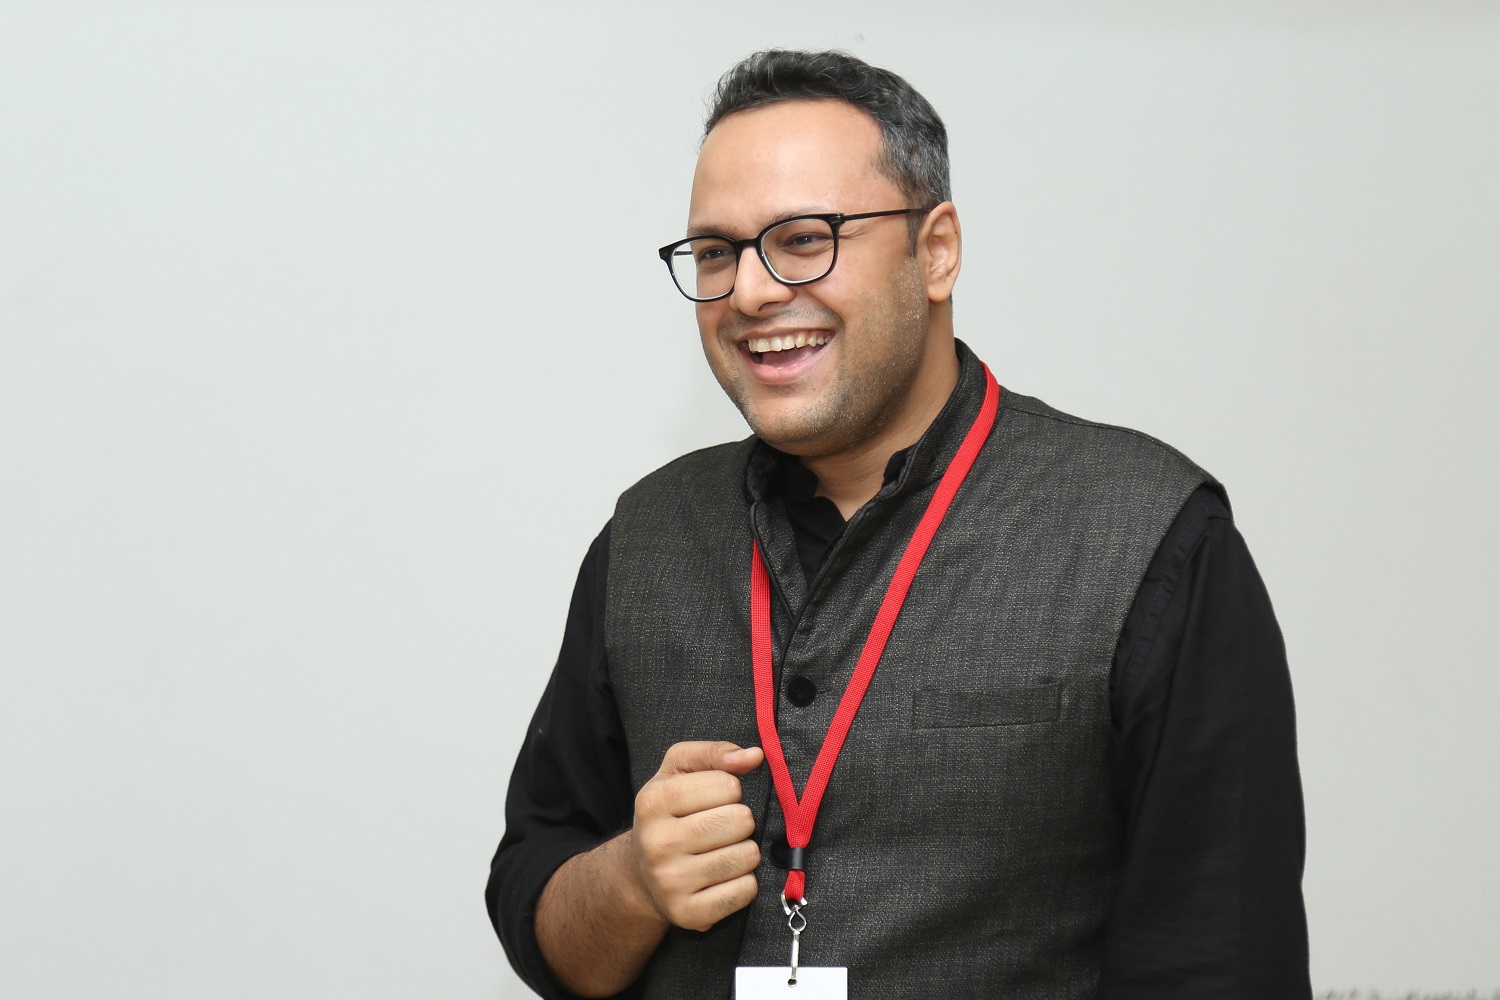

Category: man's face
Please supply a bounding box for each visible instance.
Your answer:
[688,99,933,459]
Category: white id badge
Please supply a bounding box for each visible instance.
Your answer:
[735,965,848,999]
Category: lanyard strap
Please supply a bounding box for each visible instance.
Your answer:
[750,365,1001,905]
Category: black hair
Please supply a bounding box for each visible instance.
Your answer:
[705,49,952,210]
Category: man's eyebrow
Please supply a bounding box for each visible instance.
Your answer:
[684,207,833,240]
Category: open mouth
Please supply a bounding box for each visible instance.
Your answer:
[746,332,832,369]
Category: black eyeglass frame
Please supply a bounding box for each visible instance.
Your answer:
[656,207,933,303]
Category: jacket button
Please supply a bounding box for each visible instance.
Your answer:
[785,675,817,706]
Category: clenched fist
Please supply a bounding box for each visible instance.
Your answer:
[630,741,765,932]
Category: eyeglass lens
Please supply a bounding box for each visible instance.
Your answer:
[668,217,837,301]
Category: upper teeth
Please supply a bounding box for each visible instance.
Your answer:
[749,332,829,354]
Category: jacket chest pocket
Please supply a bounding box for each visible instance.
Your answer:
[911,681,1061,729]
[900,680,1112,845]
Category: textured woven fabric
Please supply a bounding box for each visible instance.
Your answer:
[605,343,1212,999]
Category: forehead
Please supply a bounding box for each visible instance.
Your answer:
[688,99,893,234]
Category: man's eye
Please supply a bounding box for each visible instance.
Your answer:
[776,231,833,254]
[695,245,733,269]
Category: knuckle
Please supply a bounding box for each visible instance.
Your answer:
[633,822,680,863]
[731,803,755,835]
[655,742,690,776]
[670,738,702,760]
[711,771,742,801]
[640,773,698,817]
[635,781,667,816]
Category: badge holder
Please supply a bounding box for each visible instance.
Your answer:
[734,897,848,999]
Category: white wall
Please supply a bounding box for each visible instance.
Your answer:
[2,2,1496,996]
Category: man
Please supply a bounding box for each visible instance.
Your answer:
[488,49,1310,999]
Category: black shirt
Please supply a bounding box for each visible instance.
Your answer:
[488,455,1311,999]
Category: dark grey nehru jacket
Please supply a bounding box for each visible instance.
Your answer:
[605,343,1213,999]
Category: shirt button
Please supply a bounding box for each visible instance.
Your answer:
[785,675,817,707]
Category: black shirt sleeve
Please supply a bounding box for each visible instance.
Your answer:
[1100,486,1312,998]
[486,522,640,1000]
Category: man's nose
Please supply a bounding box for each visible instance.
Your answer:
[729,245,794,315]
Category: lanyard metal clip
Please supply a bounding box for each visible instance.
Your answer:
[782,896,808,986]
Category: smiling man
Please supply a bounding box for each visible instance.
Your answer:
[487,50,1311,1000]
[684,98,959,518]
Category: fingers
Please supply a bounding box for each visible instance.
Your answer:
[631,740,766,932]
[657,741,764,778]
[635,826,761,885]
[719,745,765,775]
[677,872,760,933]
[694,836,763,885]
[636,802,756,857]
[642,770,745,820]
[640,741,764,822]
[632,837,762,934]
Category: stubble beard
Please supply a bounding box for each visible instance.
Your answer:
[713,270,931,458]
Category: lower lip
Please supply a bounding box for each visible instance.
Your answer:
[739,338,833,384]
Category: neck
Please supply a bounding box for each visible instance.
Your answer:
[802,336,960,520]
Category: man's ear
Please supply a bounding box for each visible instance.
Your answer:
[919,202,962,303]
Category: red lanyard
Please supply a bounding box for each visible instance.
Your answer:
[750,365,1000,906]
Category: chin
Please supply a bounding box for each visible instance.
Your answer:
[745,412,847,458]
[745,416,810,453]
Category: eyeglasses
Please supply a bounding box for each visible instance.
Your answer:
[657,207,932,303]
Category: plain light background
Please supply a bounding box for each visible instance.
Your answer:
[2,2,1497,997]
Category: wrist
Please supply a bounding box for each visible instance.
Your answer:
[604,831,671,930]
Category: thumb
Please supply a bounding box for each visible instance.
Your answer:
[657,740,764,777]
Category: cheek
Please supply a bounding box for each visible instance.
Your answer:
[695,302,725,344]
[694,305,738,382]
[850,260,924,326]
[811,258,890,323]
